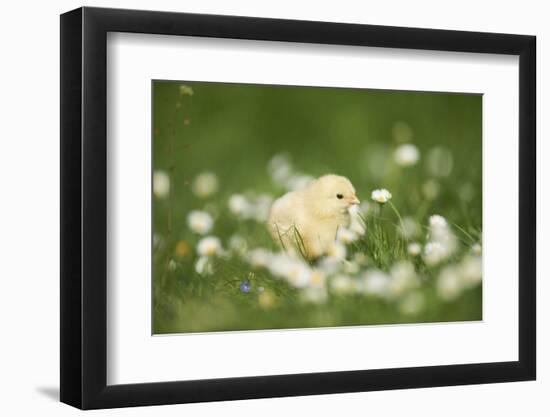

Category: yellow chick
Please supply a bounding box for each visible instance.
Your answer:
[268,174,360,258]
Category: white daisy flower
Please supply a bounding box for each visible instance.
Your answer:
[317,256,341,275]
[266,254,311,288]
[286,175,314,191]
[168,259,177,271]
[460,255,482,287]
[348,203,360,218]
[423,215,457,265]
[267,253,298,278]
[407,242,422,257]
[429,214,448,229]
[195,256,214,275]
[267,154,293,185]
[285,262,312,288]
[153,170,170,199]
[302,287,328,304]
[179,84,194,96]
[336,227,358,244]
[326,241,347,260]
[192,172,219,198]
[348,205,366,236]
[393,144,420,167]
[153,233,164,250]
[423,241,447,266]
[228,235,248,255]
[330,274,356,295]
[187,210,213,235]
[371,188,392,204]
[309,269,326,289]
[472,243,482,256]
[361,269,391,297]
[228,193,274,222]
[267,154,291,171]
[265,252,288,276]
[196,236,222,257]
[389,261,419,297]
[437,266,463,301]
[342,260,359,275]
[390,260,417,281]
[248,248,272,268]
[359,201,371,216]
[228,194,251,217]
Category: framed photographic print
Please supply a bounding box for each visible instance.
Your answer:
[60,6,536,409]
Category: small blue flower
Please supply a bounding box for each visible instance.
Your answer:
[239,281,251,293]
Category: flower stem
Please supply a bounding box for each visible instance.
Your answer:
[388,201,405,233]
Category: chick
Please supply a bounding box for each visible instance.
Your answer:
[268,174,360,258]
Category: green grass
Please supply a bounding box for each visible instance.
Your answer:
[152,80,482,334]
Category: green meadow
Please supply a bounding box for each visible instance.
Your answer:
[152,80,482,334]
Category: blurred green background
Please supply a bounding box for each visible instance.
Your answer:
[152,80,482,334]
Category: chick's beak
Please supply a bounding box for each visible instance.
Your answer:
[348,195,360,205]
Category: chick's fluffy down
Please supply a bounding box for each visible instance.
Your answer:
[268,174,360,258]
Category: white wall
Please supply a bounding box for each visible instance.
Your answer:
[0,0,545,415]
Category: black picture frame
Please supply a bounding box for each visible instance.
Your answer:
[60,6,536,410]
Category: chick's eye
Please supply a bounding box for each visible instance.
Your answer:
[336,193,343,199]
